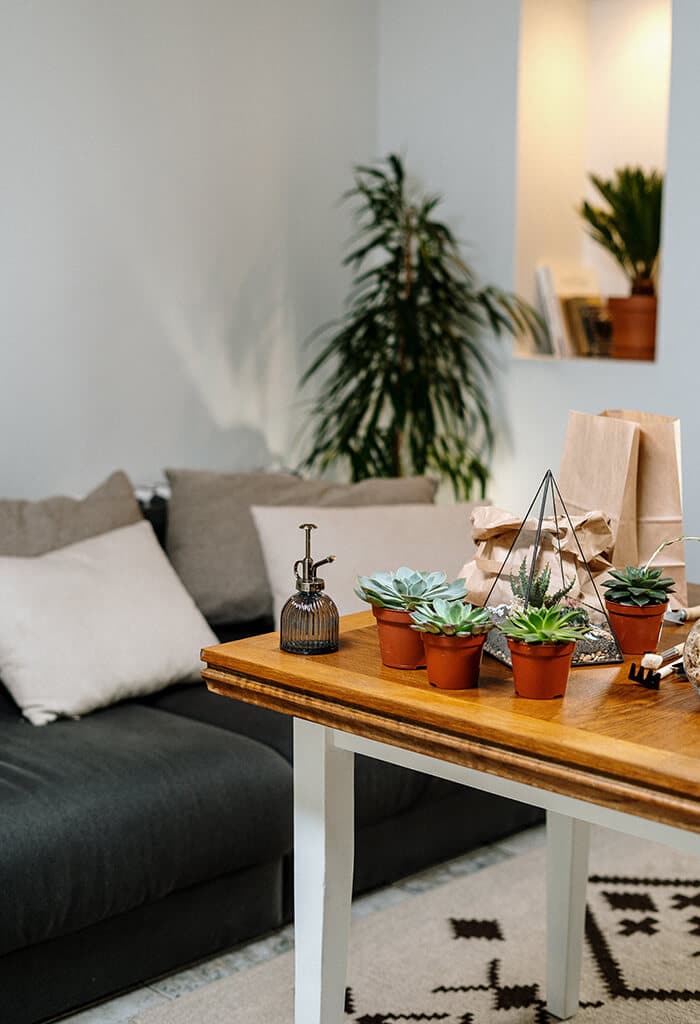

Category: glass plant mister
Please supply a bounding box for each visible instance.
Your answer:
[280,523,339,655]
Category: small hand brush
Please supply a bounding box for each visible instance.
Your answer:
[640,642,685,671]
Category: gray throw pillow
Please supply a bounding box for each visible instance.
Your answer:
[164,470,437,624]
[0,471,142,556]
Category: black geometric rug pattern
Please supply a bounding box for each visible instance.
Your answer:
[340,845,700,1022]
[132,829,700,1024]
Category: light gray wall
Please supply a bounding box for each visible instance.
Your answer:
[379,0,700,579]
[0,0,377,495]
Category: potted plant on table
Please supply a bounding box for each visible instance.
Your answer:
[578,166,663,360]
[355,568,467,669]
[601,535,700,655]
[601,565,675,656]
[409,599,491,690]
[497,606,590,699]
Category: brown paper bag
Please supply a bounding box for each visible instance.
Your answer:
[459,506,615,609]
[558,410,686,607]
[602,410,686,606]
[558,410,640,568]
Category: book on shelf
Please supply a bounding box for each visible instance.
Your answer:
[535,263,601,358]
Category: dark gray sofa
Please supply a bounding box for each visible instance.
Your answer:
[0,494,542,1024]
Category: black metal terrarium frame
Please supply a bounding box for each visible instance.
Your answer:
[483,470,623,668]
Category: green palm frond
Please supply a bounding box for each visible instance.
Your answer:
[299,154,547,498]
[579,167,663,293]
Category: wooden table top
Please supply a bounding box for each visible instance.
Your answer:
[202,605,700,834]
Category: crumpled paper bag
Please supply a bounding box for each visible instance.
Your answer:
[459,505,615,609]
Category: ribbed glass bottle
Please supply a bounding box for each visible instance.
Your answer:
[280,591,339,655]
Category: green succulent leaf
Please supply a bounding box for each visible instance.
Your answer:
[409,599,491,637]
[356,569,468,612]
[601,564,674,608]
[509,558,575,608]
[497,605,590,645]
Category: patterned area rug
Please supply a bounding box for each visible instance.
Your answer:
[134,828,700,1023]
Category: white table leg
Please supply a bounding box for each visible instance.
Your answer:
[546,811,591,1019]
[294,718,354,1024]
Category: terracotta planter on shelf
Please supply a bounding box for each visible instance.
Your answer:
[608,295,657,361]
[422,633,486,690]
[507,639,575,700]
[605,600,667,656]
[372,606,425,669]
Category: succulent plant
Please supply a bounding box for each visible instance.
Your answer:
[601,565,675,608]
[498,605,590,646]
[355,568,467,612]
[409,599,491,637]
[509,558,575,609]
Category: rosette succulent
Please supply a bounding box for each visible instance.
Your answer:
[498,605,590,646]
[355,568,467,612]
[601,566,675,608]
[410,599,491,637]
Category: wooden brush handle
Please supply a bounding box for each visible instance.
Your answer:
[658,658,685,681]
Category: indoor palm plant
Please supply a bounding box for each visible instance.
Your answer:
[300,154,546,498]
[497,606,589,699]
[578,166,663,360]
[409,598,491,690]
[355,567,466,669]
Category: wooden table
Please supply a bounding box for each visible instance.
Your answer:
[202,610,700,1022]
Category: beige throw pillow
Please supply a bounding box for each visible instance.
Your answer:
[165,470,438,624]
[250,503,483,621]
[0,521,218,725]
[0,471,142,556]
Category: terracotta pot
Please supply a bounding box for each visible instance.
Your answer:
[372,606,425,669]
[605,599,667,656]
[507,639,575,699]
[422,632,486,690]
[608,295,657,361]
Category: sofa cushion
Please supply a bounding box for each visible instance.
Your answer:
[252,501,482,619]
[0,703,292,956]
[164,469,437,625]
[0,522,218,725]
[0,471,141,556]
[146,683,430,829]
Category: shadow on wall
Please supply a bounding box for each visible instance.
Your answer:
[143,229,299,467]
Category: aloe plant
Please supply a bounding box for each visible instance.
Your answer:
[410,599,491,637]
[498,605,589,646]
[355,567,467,612]
[509,558,575,609]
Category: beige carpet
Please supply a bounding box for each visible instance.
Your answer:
[134,828,700,1023]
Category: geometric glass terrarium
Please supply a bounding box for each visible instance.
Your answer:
[483,470,623,667]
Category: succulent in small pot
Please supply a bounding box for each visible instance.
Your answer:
[410,599,491,689]
[498,606,590,699]
[355,568,467,670]
[601,565,675,655]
